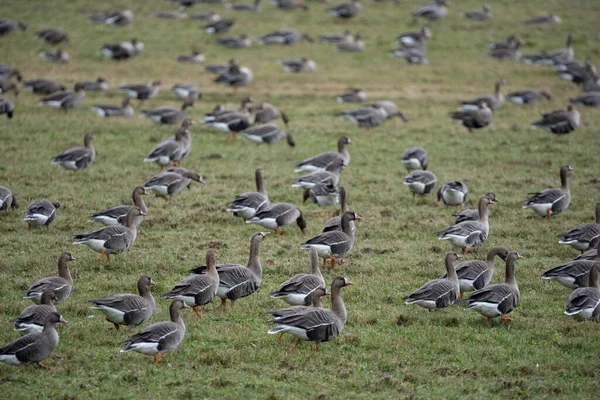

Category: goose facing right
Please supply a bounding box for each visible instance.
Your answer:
[91,97,134,118]
[51,132,95,171]
[531,106,580,134]
[11,289,58,334]
[295,136,352,173]
[88,186,148,227]
[292,159,345,189]
[436,196,494,253]
[450,102,492,132]
[246,203,307,235]
[523,165,572,219]
[412,0,449,20]
[227,168,270,219]
[270,248,326,306]
[459,79,506,111]
[543,241,600,289]
[143,171,206,201]
[21,252,75,304]
[40,83,85,110]
[507,90,552,105]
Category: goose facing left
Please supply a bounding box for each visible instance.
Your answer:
[51,132,95,171]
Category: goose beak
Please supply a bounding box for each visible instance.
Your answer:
[345,280,354,286]
[261,231,271,237]
[60,316,68,324]
[140,211,147,216]
[347,139,353,144]
[149,279,156,286]
[457,254,463,259]
[355,214,363,221]
[199,177,206,184]
[70,256,76,261]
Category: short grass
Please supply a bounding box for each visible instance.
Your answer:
[1,0,600,398]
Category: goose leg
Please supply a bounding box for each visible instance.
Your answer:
[220,298,227,309]
[27,224,31,231]
[153,352,162,366]
[233,87,238,97]
[545,208,551,220]
[461,247,468,254]
[277,332,284,344]
[327,254,337,269]
[459,292,464,300]
[39,363,56,373]
[230,300,236,310]
[290,338,301,353]
[487,317,492,328]
[275,227,282,235]
[315,343,320,352]
[500,315,513,322]
[106,316,120,332]
[192,306,202,318]
[98,248,106,262]
[322,258,327,269]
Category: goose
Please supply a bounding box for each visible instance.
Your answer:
[450,102,492,132]
[88,186,148,227]
[564,262,600,321]
[412,0,449,20]
[461,4,490,21]
[523,165,572,219]
[272,0,309,11]
[437,181,468,208]
[521,33,574,65]
[256,29,313,45]
[176,50,205,63]
[21,252,75,304]
[436,196,494,253]
[558,203,600,252]
[569,92,600,107]
[89,275,156,331]
[531,106,580,134]
[295,137,352,174]
[576,250,598,262]
[404,252,462,310]
[91,97,134,117]
[51,132,95,171]
[460,79,506,111]
[119,81,161,101]
[0,64,22,81]
[143,171,206,201]
[452,192,497,224]
[217,34,252,48]
[292,158,345,189]
[443,247,508,298]
[337,33,364,53]
[460,252,522,327]
[403,170,437,197]
[327,0,360,19]
[0,312,67,372]
[0,186,18,212]
[319,30,353,46]
[336,89,366,104]
[389,46,428,64]
[0,78,19,96]
[227,168,269,219]
[321,187,354,234]
[144,130,186,169]
[557,59,596,84]
[0,96,14,119]
[78,77,108,92]
[583,78,600,93]
[247,204,307,235]
[488,44,522,60]
[397,27,432,47]
[241,123,295,147]
[226,0,261,11]
[35,28,69,45]
[277,58,316,73]
[400,147,427,171]
[254,103,289,126]
[11,289,58,334]
[120,300,188,366]
[22,78,66,95]
[524,13,561,24]
[155,7,188,19]
[203,107,256,141]
[507,89,552,105]
[88,10,133,25]
[211,232,269,308]
[203,19,234,34]
[543,250,597,289]
[39,49,70,63]
[190,12,222,22]
[268,276,352,352]
[202,96,253,122]
[176,120,193,160]
[73,207,146,262]
[39,83,85,110]
[99,38,144,60]
[141,97,194,125]
[490,36,523,51]
[162,249,221,317]
[0,19,27,36]
[301,211,361,269]
[24,200,60,230]
[171,84,201,101]
[214,63,253,96]
[303,183,339,207]
[344,103,388,127]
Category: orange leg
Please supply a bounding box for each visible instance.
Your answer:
[98,248,106,262]
[153,352,162,366]
[168,196,173,202]
[160,165,164,172]
[581,250,585,254]
[545,208,551,220]
[459,292,464,300]
[39,363,56,373]
[500,315,513,322]
[315,343,320,352]
[105,316,120,332]
[327,254,337,269]
[487,317,492,328]
[192,305,202,318]
[230,300,235,310]
[290,338,301,353]
[461,247,468,254]
[322,258,327,269]
[220,298,227,309]
[277,332,284,344]
[233,87,238,97]
[275,227,282,235]
[28,224,31,231]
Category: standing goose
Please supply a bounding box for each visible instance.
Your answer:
[450,102,492,132]
[462,4,491,21]
[39,49,70,63]
[400,147,427,171]
[89,275,156,331]
[444,247,508,298]
[51,132,95,171]
[119,81,161,101]
[190,12,222,22]
[171,84,201,100]
[301,211,362,269]
[88,186,148,227]
[0,96,14,119]
[321,187,354,234]
[78,77,108,92]
[268,276,352,352]
[162,250,220,318]
[507,89,552,105]
[303,183,339,207]
[144,130,186,170]
[214,63,253,96]
[292,159,345,189]
[91,97,134,118]
[564,262,600,321]
[271,248,326,306]
[295,137,352,173]
[0,312,67,372]
[143,171,205,201]
[523,165,572,219]
[202,96,253,122]
[254,103,289,126]
[11,289,58,334]
[0,186,18,212]
[177,119,194,162]
[203,107,256,141]
[543,241,600,289]
[142,97,194,125]
[558,203,600,253]
[256,29,313,45]
[23,78,66,95]
[437,181,468,208]
[460,252,522,327]
[241,124,295,147]
[404,252,462,310]
[22,252,75,304]
[276,58,316,73]
[344,103,388,128]
[524,13,561,24]
[35,28,69,45]
[403,170,437,197]
[88,10,134,25]
[488,42,522,60]
[336,89,366,104]
[247,204,307,235]
[227,168,270,219]
[73,207,146,262]
[99,39,144,60]
[120,300,188,366]
[531,106,580,134]
[40,83,84,110]
[24,200,60,230]
[452,192,497,224]
[459,79,506,111]
[412,0,449,20]
[436,196,494,253]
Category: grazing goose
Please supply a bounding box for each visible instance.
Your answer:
[450,102,492,132]
[452,192,497,224]
[241,123,295,147]
[203,19,234,34]
[247,204,307,235]
[0,65,22,81]
[400,147,427,171]
[397,27,432,47]
[22,78,66,95]
[337,33,364,53]
[345,103,388,127]
[24,200,60,230]
[79,77,108,92]
[88,186,148,227]
[142,97,194,125]
[444,247,508,298]
[321,187,354,234]
[268,276,352,352]
[0,186,18,212]
[301,211,361,269]
[564,262,600,321]
[172,84,201,100]
[327,0,360,19]
[162,250,220,317]
[460,79,506,111]
[292,159,345,189]
[277,58,316,73]
[202,96,253,122]
[412,0,449,20]
[583,78,600,93]
[51,132,95,171]
[404,252,462,310]
[35,28,69,45]
[436,196,494,253]
[217,34,252,48]
[507,89,552,105]
[461,4,490,21]
[403,170,437,197]
[73,207,146,262]
[89,275,156,331]
[39,49,70,63]
[89,10,134,25]
[389,46,428,64]
[256,29,312,45]
[543,248,598,289]
[155,7,188,19]
[295,136,352,173]
[521,33,574,65]
[227,168,270,219]
[11,289,58,334]
[531,106,580,134]
[0,96,14,119]
[0,78,19,95]
[120,300,188,366]
[336,89,366,104]
[557,59,596,84]
[143,171,205,201]
[303,183,338,207]
[226,0,261,11]
[190,12,222,22]
[558,203,600,253]
[119,81,161,101]
[176,50,204,63]
[0,19,27,36]
[523,165,572,219]
[99,38,144,60]
[214,63,253,96]
[22,252,75,304]
[437,181,468,208]
[91,97,134,117]
[0,312,67,372]
[203,107,256,141]
[40,84,84,111]
[319,30,353,46]
[460,252,522,327]
[371,100,409,122]
[212,232,269,308]
[254,103,289,126]
[569,92,600,107]
[144,130,186,170]
[524,13,561,24]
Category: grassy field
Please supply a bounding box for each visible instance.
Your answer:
[1,0,600,398]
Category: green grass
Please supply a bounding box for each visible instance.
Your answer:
[1,0,600,398]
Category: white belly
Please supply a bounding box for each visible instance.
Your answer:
[443,189,465,206]
[558,240,589,252]
[439,234,469,248]
[53,160,78,170]
[401,158,422,170]
[523,203,553,217]
[247,218,278,229]
[458,279,476,293]
[89,216,120,226]
[301,244,332,259]
[282,293,310,306]
[227,207,256,219]
[292,181,316,189]
[0,354,22,366]
[146,185,169,196]
[216,286,229,299]
[294,165,323,173]
[543,276,577,289]
[268,325,309,340]
[123,342,160,355]
[74,239,106,252]
[243,134,265,144]
[93,306,126,324]
[315,194,339,206]
[468,302,501,318]
[404,181,426,194]
[568,307,596,320]
[14,323,44,334]
[43,100,64,108]
[24,214,49,226]
[406,299,438,309]
[206,122,231,133]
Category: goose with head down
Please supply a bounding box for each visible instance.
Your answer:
[256,29,313,45]
[327,0,361,19]
[450,102,492,132]
[543,241,600,289]
[564,262,600,321]
[403,170,437,197]
[277,58,316,73]
[35,28,69,45]
[0,186,18,212]
[40,83,84,110]
[400,147,427,171]
[292,158,345,189]
[247,203,306,235]
[303,183,338,207]
[88,186,148,227]
[214,62,253,96]
[51,132,95,171]
[295,136,352,173]
[39,49,70,63]
[336,88,366,104]
[91,97,134,117]
[23,78,66,95]
[142,97,194,125]
[412,0,448,20]
[507,89,552,105]
[227,168,269,220]
[119,80,161,101]
[558,203,600,253]
[437,181,468,208]
[143,171,206,201]
[78,77,108,92]
[523,165,572,219]
[21,252,75,304]
[24,200,60,230]
[436,196,494,253]
[462,4,491,21]
[253,103,289,126]
[241,123,295,147]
